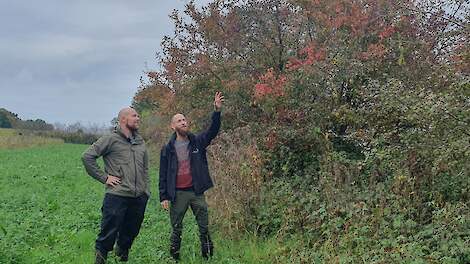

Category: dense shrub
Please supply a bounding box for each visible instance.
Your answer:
[133,0,469,262]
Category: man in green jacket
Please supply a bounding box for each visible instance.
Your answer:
[82,107,150,264]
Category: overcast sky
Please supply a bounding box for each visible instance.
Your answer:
[0,0,211,126]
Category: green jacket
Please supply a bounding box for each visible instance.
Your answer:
[81,127,150,197]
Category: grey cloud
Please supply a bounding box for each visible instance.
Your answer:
[0,0,211,125]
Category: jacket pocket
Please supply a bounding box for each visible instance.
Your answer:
[116,165,131,189]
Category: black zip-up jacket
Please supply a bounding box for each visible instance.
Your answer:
[159,111,221,202]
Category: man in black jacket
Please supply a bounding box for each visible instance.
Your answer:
[159,92,224,261]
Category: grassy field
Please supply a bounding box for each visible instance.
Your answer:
[0,143,281,264]
[0,128,63,149]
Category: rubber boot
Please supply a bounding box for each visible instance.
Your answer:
[170,236,181,262]
[200,234,214,260]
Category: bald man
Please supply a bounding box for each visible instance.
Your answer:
[159,92,224,261]
[82,107,150,264]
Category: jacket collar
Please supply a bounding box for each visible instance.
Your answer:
[114,126,143,145]
[169,132,195,151]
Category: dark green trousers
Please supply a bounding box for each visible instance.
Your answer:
[170,190,209,247]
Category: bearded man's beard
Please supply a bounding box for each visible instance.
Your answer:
[126,122,138,132]
[175,127,189,136]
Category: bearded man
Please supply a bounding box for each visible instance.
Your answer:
[159,92,224,261]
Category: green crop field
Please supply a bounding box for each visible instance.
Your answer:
[0,144,280,264]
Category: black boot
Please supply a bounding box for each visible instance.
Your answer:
[115,246,129,262]
[170,244,180,262]
[170,236,181,262]
[200,234,214,260]
[95,250,107,264]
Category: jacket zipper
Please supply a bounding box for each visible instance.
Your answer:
[133,148,137,197]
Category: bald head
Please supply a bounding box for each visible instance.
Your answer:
[118,107,135,121]
[171,113,189,136]
[118,107,140,132]
[171,113,185,125]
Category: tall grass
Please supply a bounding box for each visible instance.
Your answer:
[206,126,263,234]
[0,128,63,149]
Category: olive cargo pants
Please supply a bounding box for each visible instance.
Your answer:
[169,190,212,259]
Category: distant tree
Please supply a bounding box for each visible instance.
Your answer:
[0,112,12,128]
[64,122,84,133]
[19,119,54,131]
[110,117,119,128]
[0,108,20,128]
[53,122,67,131]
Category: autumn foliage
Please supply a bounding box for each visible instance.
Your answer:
[134,0,469,262]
